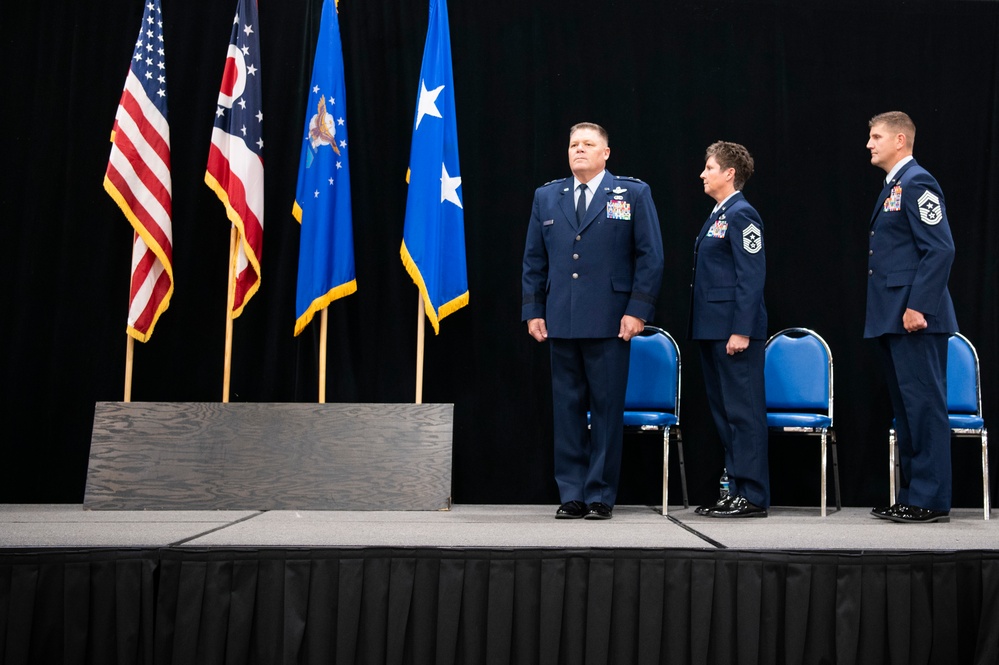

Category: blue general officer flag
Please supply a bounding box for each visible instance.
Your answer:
[401,0,468,335]
[293,0,356,336]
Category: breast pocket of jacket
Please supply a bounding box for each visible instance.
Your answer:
[541,219,555,239]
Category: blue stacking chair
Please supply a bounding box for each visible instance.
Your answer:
[764,328,841,516]
[619,326,687,516]
[890,332,991,520]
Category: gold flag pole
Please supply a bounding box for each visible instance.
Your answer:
[124,335,135,402]
[415,295,425,404]
[222,225,237,403]
[318,308,329,403]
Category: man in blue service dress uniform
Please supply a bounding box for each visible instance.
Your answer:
[866,111,958,524]
[690,141,770,518]
[522,122,664,520]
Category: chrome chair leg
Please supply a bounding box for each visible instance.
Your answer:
[662,427,669,517]
[821,431,828,518]
[982,428,991,520]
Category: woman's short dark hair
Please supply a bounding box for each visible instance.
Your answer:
[706,141,755,190]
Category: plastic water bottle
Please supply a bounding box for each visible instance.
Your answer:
[719,469,730,499]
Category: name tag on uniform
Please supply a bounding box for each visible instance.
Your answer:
[706,215,728,238]
[606,200,631,220]
[543,219,554,226]
[883,185,902,212]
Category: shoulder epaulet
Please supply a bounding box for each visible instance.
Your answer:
[543,177,568,186]
[614,175,645,183]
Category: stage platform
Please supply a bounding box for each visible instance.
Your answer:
[2,505,998,664]
[0,503,996,550]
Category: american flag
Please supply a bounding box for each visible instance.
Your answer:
[104,0,173,342]
[205,0,264,318]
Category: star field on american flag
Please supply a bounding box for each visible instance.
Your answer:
[132,1,168,118]
[213,11,263,157]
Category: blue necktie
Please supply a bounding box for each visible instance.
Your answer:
[576,184,587,223]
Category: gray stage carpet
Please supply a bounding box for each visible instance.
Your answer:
[1,504,995,550]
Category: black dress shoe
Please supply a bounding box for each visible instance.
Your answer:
[871,503,949,523]
[695,497,731,516]
[584,502,613,520]
[556,500,587,519]
[707,495,767,518]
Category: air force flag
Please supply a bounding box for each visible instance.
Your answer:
[293,0,356,335]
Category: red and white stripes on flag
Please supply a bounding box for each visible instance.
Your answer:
[205,0,264,317]
[104,0,173,342]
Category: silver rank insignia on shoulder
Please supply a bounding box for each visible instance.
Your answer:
[917,190,942,225]
[742,223,762,254]
[611,187,628,194]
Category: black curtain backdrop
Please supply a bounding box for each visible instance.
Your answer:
[0,0,997,507]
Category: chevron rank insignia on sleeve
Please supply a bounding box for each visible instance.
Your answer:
[917,190,942,225]
[742,223,762,253]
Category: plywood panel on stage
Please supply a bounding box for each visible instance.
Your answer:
[84,402,453,511]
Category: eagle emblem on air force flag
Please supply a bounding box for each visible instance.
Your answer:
[742,223,762,254]
[917,190,942,225]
